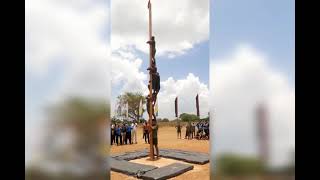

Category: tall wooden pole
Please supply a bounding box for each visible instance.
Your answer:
[256,103,269,164]
[148,0,154,160]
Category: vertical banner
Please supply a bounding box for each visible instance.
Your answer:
[155,100,158,117]
[117,104,121,118]
[139,99,143,117]
[126,102,129,118]
[196,94,200,117]
[256,103,269,163]
[175,97,178,117]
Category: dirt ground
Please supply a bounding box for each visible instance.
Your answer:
[110,125,210,180]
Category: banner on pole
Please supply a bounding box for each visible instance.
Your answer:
[155,100,158,117]
[126,102,129,118]
[196,94,200,117]
[148,0,151,9]
[175,97,178,117]
[139,99,143,117]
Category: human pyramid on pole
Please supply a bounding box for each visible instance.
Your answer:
[146,0,160,160]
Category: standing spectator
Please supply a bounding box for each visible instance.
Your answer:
[121,124,126,145]
[126,123,132,144]
[131,121,138,144]
[111,124,115,145]
[144,122,149,144]
[185,124,189,139]
[116,124,121,145]
[188,121,192,140]
[205,122,209,139]
[143,121,146,140]
[151,120,159,158]
[192,122,196,138]
[175,121,182,139]
[195,122,199,138]
[113,124,117,144]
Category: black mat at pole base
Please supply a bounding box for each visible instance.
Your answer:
[140,162,194,180]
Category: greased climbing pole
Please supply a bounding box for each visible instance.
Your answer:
[147,0,154,160]
[147,0,160,160]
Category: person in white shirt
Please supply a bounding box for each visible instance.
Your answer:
[131,121,138,144]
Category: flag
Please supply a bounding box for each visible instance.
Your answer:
[147,0,151,9]
[196,94,200,117]
[126,102,129,118]
[155,100,158,117]
[139,99,143,116]
[175,97,178,117]
[117,104,121,117]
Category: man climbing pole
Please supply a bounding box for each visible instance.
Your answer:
[147,36,156,66]
[151,119,159,158]
[146,94,156,120]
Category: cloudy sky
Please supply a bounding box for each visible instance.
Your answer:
[210,0,295,167]
[25,0,294,168]
[110,0,210,120]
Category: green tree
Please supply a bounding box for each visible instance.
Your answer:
[200,116,209,122]
[161,118,169,122]
[117,92,146,122]
[26,97,109,179]
[217,153,265,176]
[46,97,108,153]
[179,113,200,122]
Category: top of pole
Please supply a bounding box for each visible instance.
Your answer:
[148,0,151,9]
[147,0,154,160]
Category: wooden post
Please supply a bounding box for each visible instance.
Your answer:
[148,0,154,160]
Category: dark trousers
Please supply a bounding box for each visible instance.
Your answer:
[205,129,209,138]
[111,133,115,145]
[126,132,132,144]
[119,134,122,145]
[177,130,181,138]
[115,135,119,145]
[122,133,126,144]
[144,131,149,143]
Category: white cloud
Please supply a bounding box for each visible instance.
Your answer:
[110,48,148,94]
[111,0,209,57]
[211,44,295,167]
[26,0,110,100]
[26,0,109,76]
[157,73,209,119]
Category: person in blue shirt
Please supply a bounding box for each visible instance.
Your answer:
[196,122,200,137]
[121,124,126,145]
[126,123,132,144]
[115,124,121,145]
[204,122,209,139]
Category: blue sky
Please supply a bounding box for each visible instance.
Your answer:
[151,41,209,84]
[129,41,209,85]
[210,0,295,85]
